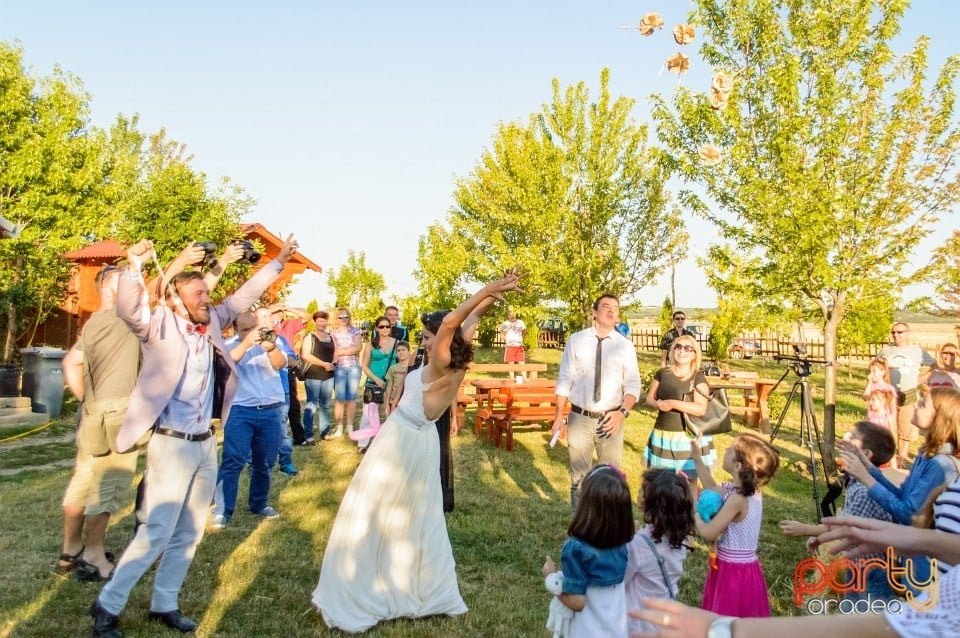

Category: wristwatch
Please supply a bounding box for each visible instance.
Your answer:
[618,407,630,418]
[707,617,735,638]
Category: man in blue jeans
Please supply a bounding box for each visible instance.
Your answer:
[255,307,298,475]
[211,310,286,529]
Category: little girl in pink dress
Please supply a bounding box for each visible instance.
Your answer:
[691,433,781,617]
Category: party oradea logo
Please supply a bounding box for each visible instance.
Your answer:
[793,548,938,614]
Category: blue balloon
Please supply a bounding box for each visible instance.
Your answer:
[697,490,724,522]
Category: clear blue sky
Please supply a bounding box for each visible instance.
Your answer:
[4,1,956,311]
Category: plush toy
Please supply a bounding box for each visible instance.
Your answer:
[697,489,724,522]
[544,571,574,638]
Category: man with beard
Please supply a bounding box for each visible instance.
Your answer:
[89,235,298,638]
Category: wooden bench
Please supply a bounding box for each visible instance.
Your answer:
[488,385,570,452]
[707,373,778,432]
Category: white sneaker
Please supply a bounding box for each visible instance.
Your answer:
[210,514,228,529]
[257,506,280,519]
[332,426,343,438]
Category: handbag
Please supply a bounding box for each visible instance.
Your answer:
[681,384,732,436]
[363,381,385,404]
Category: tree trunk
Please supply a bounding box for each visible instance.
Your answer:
[2,254,21,364]
[821,315,838,478]
[671,271,678,307]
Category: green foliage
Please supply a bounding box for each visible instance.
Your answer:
[658,296,675,333]
[922,230,960,317]
[0,42,258,361]
[416,69,672,329]
[651,0,960,463]
[326,250,387,326]
[836,293,895,355]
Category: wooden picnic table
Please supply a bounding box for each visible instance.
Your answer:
[705,376,780,433]
[469,378,556,437]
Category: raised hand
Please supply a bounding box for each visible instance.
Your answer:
[486,266,526,301]
[277,234,299,264]
[127,239,155,271]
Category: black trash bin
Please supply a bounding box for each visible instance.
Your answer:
[0,364,20,397]
[20,347,67,418]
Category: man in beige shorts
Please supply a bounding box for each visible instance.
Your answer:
[57,265,141,581]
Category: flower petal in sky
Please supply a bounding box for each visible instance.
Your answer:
[666,52,690,74]
[698,144,722,166]
[673,24,695,45]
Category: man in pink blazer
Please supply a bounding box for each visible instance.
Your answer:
[90,235,299,638]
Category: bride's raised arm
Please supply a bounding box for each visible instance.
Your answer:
[428,269,523,374]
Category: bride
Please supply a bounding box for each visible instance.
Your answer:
[312,269,523,633]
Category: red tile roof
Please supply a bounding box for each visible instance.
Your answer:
[64,240,125,260]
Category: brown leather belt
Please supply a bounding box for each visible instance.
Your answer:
[154,427,214,442]
[570,404,609,419]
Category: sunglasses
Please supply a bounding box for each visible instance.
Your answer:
[338,315,349,320]
[943,351,958,357]
[376,324,390,329]
[673,344,695,352]
[673,317,685,321]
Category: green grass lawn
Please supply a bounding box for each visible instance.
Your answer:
[0,349,874,637]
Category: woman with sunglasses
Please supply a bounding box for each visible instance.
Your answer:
[329,308,362,438]
[357,316,398,450]
[923,343,960,390]
[313,269,523,633]
[645,334,716,488]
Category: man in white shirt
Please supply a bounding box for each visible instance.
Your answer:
[551,294,642,510]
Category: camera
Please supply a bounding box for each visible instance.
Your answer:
[258,328,277,344]
[233,240,261,264]
[192,241,219,269]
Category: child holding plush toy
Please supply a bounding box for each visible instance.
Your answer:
[625,468,695,635]
[542,464,634,637]
[691,432,781,617]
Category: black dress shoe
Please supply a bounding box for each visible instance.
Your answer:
[149,609,197,633]
[89,599,123,638]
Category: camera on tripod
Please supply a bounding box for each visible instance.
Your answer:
[772,344,828,378]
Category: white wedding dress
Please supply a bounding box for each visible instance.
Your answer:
[312,368,468,633]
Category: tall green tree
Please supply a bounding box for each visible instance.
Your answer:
[0,43,104,362]
[417,69,672,330]
[651,0,960,472]
[326,250,387,326]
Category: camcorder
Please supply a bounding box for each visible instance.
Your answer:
[258,328,278,344]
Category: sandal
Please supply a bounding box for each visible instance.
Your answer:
[52,546,85,576]
[74,559,115,582]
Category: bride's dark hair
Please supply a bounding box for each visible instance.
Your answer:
[421,310,473,370]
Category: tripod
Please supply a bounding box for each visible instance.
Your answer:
[769,358,828,522]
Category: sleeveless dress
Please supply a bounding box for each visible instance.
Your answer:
[312,368,468,632]
[701,483,771,617]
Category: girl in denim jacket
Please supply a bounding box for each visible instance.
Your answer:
[542,464,634,637]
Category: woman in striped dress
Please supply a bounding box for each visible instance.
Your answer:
[644,334,716,489]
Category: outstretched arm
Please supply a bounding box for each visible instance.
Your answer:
[427,268,523,375]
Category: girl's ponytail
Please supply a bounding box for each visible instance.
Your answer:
[731,433,780,496]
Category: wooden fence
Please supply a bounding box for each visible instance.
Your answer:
[484,326,953,363]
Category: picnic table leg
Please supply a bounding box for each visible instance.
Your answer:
[756,382,774,434]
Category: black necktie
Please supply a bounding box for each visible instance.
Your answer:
[594,336,607,403]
